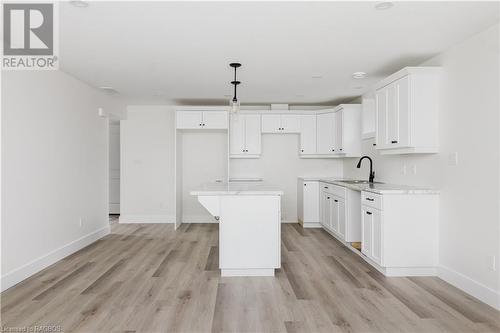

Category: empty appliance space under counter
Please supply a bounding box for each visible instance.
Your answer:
[190,182,284,277]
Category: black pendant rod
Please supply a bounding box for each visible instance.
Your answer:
[230,63,242,102]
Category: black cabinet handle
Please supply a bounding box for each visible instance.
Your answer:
[324,186,328,189]
[199,123,202,126]
[391,140,398,144]
[334,199,338,202]
[366,198,374,201]
[373,143,377,146]
[327,197,330,199]
[339,149,343,151]
[304,183,307,186]
[366,211,372,215]
[301,149,304,152]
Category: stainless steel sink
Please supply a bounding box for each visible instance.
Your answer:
[339,180,383,184]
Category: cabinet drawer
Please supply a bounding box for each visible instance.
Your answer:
[361,191,382,210]
[320,182,346,198]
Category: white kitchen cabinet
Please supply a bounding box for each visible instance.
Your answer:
[299,115,317,155]
[361,206,382,265]
[297,180,320,227]
[360,191,439,276]
[316,112,336,154]
[316,106,361,157]
[336,197,346,239]
[320,191,331,230]
[362,92,376,139]
[375,67,441,154]
[176,110,228,129]
[262,114,301,133]
[230,114,261,158]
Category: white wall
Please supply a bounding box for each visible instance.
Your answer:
[344,24,500,309]
[230,134,343,222]
[1,70,124,291]
[180,131,228,223]
[119,106,176,223]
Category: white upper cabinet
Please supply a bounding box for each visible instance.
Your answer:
[176,110,228,129]
[361,92,376,139]
[316,105,361,157]
[229,114,261,158]
[375,67,441,154]
[316,112,336,154]
[299,115,317,155]
[262,114,301,133]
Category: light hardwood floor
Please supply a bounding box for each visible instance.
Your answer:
[1,223,499,333]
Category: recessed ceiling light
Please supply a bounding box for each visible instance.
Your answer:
[352,72,367,79]
[99,86,118,94]
[374,1,393,10]
[70,0,89,8]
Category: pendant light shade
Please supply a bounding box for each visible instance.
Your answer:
[229,63,242,114]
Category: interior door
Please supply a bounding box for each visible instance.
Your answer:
[300,115,317,154]
[281,115,301,133]
[202,111,228,129]
[229,115,246,155]
[244,114,261,154]
[317,113,335,154]
[261,115,281,133]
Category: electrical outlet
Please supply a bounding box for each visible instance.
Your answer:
[79,217,83,227]
[412,165,417,175]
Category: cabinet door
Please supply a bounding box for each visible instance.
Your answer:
[394,76,410,147]
[244,114,262,155]
[371,209,382,265]
[229,115,246,155]
[300,115,317,154]
[321,192,331,229]
[176,111,203,129]
[331,197,339,233]
[261,115,281,133]
[337,198,346,239]
[303,181,319,223]
[375,88,389,148]
[361,207,373,257]
[317,113,335,154]
[202,111,228,129]
[281,115,301,133]
[335,110,344,152]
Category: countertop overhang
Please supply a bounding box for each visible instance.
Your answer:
[190,182,284,196]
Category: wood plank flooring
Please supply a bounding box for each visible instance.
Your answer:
[1,223,499,333]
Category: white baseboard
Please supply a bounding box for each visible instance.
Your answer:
[119,214,174,224]
[1,225,110,292]
[438,265,500,310]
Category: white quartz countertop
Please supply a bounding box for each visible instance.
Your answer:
[301,177,439,195]
[190,182,284,196]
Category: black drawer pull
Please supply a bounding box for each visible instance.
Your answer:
[391,140,398,144]
[334,199,338,202]
[366,211,372,215]
[324,186,328,189]
[373,143,376,146]
[304,183,307,186]
[366,198,374,201]
[327,197,330,199]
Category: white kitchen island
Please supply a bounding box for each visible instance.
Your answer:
[190,182,283,277]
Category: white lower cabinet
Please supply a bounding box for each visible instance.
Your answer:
[297,180,320,227]
[361,205,382,265]
[360,191,439,276]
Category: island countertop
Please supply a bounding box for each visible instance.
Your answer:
[190,182,284,196]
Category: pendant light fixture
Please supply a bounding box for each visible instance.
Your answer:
[229,63,242,114]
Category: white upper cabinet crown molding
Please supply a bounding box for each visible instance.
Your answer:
[375,66,441,154]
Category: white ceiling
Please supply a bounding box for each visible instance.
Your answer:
[60,1,499,105]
